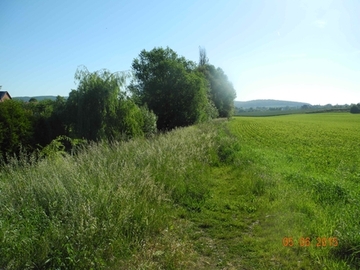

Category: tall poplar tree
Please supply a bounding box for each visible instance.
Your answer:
[198,47,237,118]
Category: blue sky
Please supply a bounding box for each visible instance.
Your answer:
[1,0,359,105]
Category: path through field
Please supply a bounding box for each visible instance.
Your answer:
[183,114,360,269]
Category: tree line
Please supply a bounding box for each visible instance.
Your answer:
[0,47,236,161]
[350,103,360,114]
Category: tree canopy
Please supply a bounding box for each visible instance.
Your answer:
[350,103,360,114]
[130,47,211,130]
[0,46,236,161]
[197,48,236,118]
[65,67,125,140]
[65,66,157,141]
[0,100,33,160]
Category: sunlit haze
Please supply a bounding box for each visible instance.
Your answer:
[1,0,359,105]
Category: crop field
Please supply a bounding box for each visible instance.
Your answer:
[232,113,360,175]
[235,108,349,117]
[226,113,360,268]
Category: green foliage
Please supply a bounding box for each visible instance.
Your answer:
[130,47,211,130]
[65,66,149,141]
[28,97,37,103]
[350,104,360,114]
[229,113,360,268]
[22,98,67,147]
[113,98,144,140]
[0,100,33,159]
[66,66,127,141]
[1,46,237,162]
[3,113,359,268]
[212,123,241,165]
[39,135,86,160]
[204,98,219,120]
[0,120,222,269]
[199,64,236,118]
[140,105,157,137]
[198,49,236,118]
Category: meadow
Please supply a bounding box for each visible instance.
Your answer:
[224,113,360,268]
[1,113,360,269]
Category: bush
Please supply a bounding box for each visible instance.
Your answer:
[140,105,157,137]
[0,100,33,159]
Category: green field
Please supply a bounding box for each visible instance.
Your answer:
[1,113,360,269]
[225,113,360,268]
[235,108,349,117]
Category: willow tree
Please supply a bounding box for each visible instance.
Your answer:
[66,66,146,141]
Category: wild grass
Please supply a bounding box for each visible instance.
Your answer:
[0,122,224,269]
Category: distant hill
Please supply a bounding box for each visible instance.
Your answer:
[13,96,66,102]
[234,99,311,109]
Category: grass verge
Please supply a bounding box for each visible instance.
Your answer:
[0,122,221,269]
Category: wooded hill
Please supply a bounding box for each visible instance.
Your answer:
[13,96,62,102]
[14,98,310,109]
[234,99,311,108]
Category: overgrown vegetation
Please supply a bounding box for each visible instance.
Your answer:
[1,113,360,269]
[4,44,359,269]
[65,66,157,141]
[129,47,235,130]
[0,121,225,269]
[0,100,33,157]
[0,47,235,160]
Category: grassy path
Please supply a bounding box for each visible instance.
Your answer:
[173,115,358,269]
[187,165,269,269]
[182,165,317,269]
[187,166,258,269]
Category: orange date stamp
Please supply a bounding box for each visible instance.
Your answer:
[282,237,338,247]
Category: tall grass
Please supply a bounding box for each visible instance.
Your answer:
[0,121,229,269]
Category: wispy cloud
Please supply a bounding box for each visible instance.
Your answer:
[314,19,327,28]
